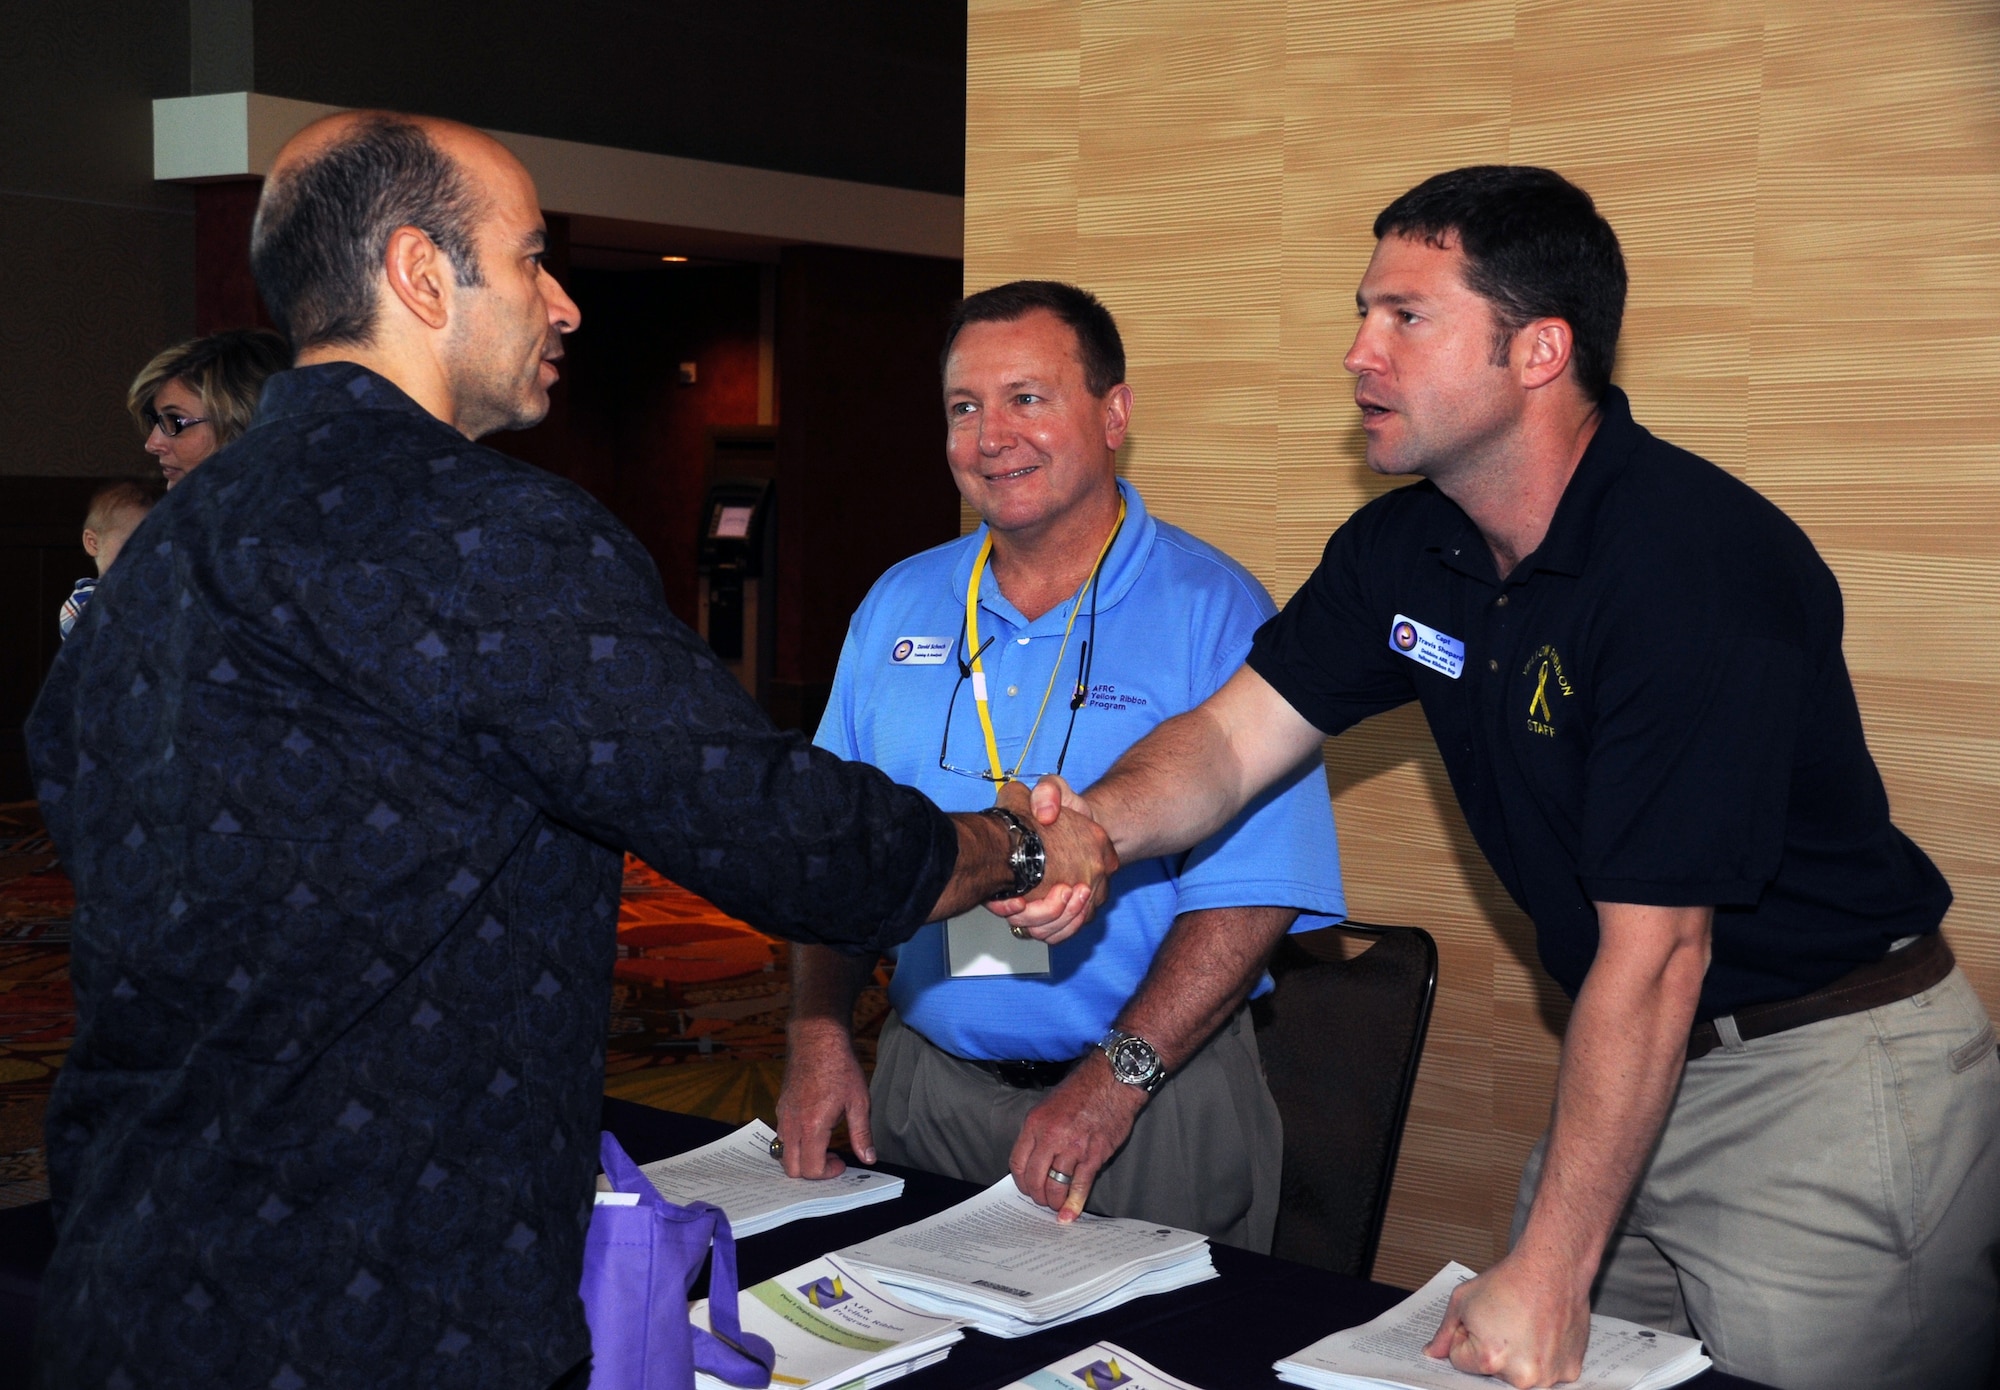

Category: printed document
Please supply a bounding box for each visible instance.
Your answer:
[836,1178,1214,1336]
[1276,1263,1710,1390]
[692,1255,964,1390]
[637,1120,902,1237]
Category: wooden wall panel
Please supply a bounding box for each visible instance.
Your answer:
[966,0,2000,1291]
[1750,0,2000,1007]
[964,0,1081,285]
[1079,0,1287,576]
[962,0,1083,536]
[1282,0,1525,1278]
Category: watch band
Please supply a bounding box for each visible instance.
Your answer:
[981,805,1047,900]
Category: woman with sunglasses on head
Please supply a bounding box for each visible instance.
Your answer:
[127,328,290,488]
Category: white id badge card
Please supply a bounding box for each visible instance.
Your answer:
[945,905,1050,977]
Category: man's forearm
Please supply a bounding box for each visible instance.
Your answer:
[1086,666,1328,863]
[1114,905,1298,1070]
[790,943,878,1030]
[929,810,1022,920]
[1514,902,1711,1286]
[1007,903,1299,1219]
[1088,707,1247,863]
[782,943,883,1176]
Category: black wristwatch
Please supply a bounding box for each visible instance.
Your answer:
[1095,1028,1167,1095]
[981,805,1047,900]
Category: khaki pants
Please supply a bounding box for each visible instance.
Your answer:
[869,1008,1283,1251]
[1513,965,2000,1390]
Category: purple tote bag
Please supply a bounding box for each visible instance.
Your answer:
[580,1132,776,1390]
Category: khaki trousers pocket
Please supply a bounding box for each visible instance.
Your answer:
[1948,1021,1995,1074]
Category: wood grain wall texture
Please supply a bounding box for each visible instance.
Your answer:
[965,0,2000,1289]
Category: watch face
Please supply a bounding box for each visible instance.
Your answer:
[1109,1036,1160,1084]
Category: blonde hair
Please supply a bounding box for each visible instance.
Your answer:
[127,328,291,447]
[83,479,161,535]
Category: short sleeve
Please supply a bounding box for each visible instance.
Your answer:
[1247,509,1416,736]
[812,620,865,761]
[1174,755,1346,924]
[1577,621,1806,908]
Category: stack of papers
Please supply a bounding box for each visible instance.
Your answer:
[635,1120,903,1237]
[1276,1263,1711,1390]
[1002,1341,1207,1390]
[691,1256,965,1390]
[836,1178,1216,1338]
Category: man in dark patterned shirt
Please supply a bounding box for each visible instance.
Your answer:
[25,112,1113,1389]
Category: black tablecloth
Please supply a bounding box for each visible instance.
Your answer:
[0,1097,1773,1389]
[598,1098,1770,1390]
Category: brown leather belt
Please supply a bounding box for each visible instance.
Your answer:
[1688,931,1954,1061]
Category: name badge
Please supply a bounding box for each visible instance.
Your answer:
[890,636,951,666]
[945,906,1050,977]
[1388,613,1465,679]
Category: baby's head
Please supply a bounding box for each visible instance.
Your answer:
[82,481,160,577]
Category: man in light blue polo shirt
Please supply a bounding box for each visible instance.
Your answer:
[774,281,1345,1251]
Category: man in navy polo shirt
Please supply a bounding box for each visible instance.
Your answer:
[1016,170,2000,1389]
[774,281,1346,1250]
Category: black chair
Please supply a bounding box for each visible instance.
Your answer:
[1252,921,1438,1279]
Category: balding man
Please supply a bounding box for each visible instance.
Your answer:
[25,112,1112,1390]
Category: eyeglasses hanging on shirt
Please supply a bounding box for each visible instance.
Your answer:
[937,499,1127,786]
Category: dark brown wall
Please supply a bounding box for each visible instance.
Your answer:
[253,0,966,196]
[1,0,967,484]
[194,179,277,334]
[494,255,764,628]
[0,1,196,482]
[773,245,964,719]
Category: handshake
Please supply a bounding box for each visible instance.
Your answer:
[983,776,1110,946]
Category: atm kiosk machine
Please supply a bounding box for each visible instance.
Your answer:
[695,476,776,701]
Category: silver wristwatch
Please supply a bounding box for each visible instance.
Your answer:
[981,805,1047,900]
[1095,1028,1166,1094]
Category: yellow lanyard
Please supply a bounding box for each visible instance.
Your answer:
[963,498,1127,785]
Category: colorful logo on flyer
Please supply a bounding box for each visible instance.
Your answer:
[798,1274,851,1308]
[1392,620,1418,652]
[1071,1358,1132,1388]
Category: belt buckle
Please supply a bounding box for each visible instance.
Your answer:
[994,1058,1070,1089]
[994,1060,1041,1088]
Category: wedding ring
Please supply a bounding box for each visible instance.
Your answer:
[1010,924,1030,940]
[1047,1168,1072,1185]
[768,1136,785,1160]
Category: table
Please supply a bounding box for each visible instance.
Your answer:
[0,1098,1773,1390]
[602,1098,1771,1390]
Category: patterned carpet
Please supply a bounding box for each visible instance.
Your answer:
[603,858,892,1126]
[0,804,73,1209]
[0,804,889,1210]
